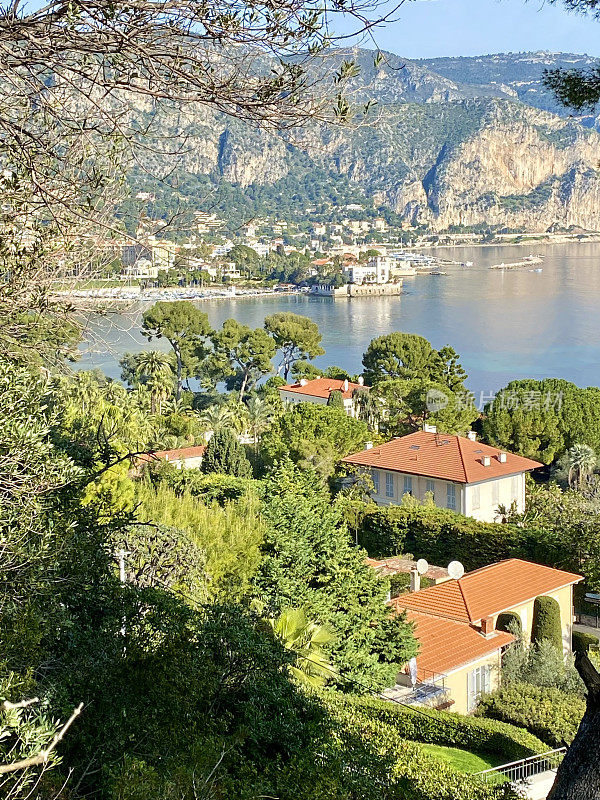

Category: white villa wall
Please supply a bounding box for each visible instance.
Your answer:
[367,467,527,522]
[368,468,465,515]
[463,473,526,522]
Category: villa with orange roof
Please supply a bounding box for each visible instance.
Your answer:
[343,428,542,522]
[136,445,206,471]
[278,376,369,418]
[387,559,582,714]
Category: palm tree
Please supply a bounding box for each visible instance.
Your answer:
[566,444,597,491]
[269,608,335,688]
[135,351,174,414]
[199,403,234,433]
[245,396,272,449]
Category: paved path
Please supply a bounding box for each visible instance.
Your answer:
[516,770,558,800]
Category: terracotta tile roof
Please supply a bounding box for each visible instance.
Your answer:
[139,445,206,463]
[279,377,369,401]
[366,556,450,582]
[392,559,583,623]
[342,430,542,483]
[403,610,514,678]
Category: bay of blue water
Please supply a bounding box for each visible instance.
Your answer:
[77,242,600,396]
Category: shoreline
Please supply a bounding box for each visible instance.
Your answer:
[51,287,303,304]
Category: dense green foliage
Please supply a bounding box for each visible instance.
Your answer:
[477,684,585,747]
[531,596,563,649]
[573,630,599,653]
[202,428,253,477]
[338,693,546,761]
[254,464,417,687]
[353,501,537,565]
[482,378,600,463]
[496,612,522,634]
[260,403,371,479]
[349,483,600,590]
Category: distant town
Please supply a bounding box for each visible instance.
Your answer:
[51,204,600,302]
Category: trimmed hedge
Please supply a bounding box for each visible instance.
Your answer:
[354,504,545,570]
[531,596,562,650]
[334,692,547,762]
[572,630,599,653]
[476,684,585,747]
[323,692,521,800]
[496,612,522,634]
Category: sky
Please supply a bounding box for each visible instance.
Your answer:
[334,0,600,59]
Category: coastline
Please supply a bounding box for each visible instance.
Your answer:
[51,286,303,304]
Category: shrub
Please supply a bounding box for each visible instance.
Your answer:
[147,462,261,504]
[496,612,522,634]
[330,692,546,761]
[502,637,583,695]
[476,683,585,747]
[572,630,599,653]
[354,503,541,568]
[531,596,562,650]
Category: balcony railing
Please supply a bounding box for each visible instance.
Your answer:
[383,669,451,708]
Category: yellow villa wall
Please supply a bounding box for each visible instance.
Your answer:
[491,584,574,654]
[444,650,503,715]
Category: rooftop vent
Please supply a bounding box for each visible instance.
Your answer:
[409,445,421,450]
[358,376,364,386]
[482,455,491,467]
[498,452,507,463]
[299,379,308,386]
[423,423,437,433]
[364,441,373,450]
[467,431,477,441]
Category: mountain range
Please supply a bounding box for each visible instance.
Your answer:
[130,49,600,232]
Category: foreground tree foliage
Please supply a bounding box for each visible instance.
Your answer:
[254,463,418,687]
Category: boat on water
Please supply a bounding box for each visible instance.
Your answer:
[530,268,543,273]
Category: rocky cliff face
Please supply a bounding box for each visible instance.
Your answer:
[138,50,600,232]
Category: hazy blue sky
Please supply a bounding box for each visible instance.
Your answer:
[335,0,600,59]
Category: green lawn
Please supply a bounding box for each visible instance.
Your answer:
[420,743,506,774]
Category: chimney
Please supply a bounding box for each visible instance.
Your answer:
[343,379,349,392]
[358,376,364,386]
[299,378,308,386]
[423,423,437,433]
[481,616,494,637]
[364,441,373,450]
[467,431,477,441]
[498,452,507,463]
[410,568,421,593]
[482,455,491,467]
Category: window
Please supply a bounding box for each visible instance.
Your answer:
[426,479,435,498]
[446,483,456,510]
[386,472,394,498]
[511,475,519,502]
[471,485,480,511]
[467,664,491,711]
[492,480,500,507]
[372,469,380,495]
[403,475,413,496]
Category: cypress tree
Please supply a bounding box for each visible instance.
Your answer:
[202,428,252,478]
[531,595,562,651]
